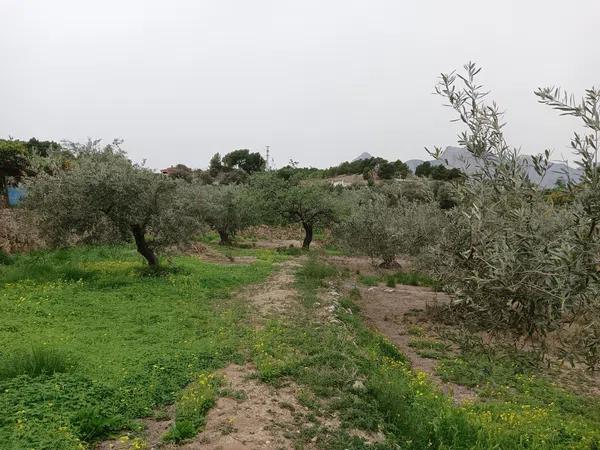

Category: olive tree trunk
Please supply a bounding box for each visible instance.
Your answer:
[218,229,232,246]
[131,224,158,266]
[302,222,313,249]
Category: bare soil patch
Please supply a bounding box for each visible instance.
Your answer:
[252,239,306,250]
[185,243,257,264]
[241,259,303,320]
[325,255,410,277]
[354,283,476,403]
[167,259,309,448]
[176,364,307,450]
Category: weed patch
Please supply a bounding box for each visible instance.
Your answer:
[164,372,218,442]
[389,271,437,288]
[0,345,73,380]
[358,275,379,286]
[0,245,274,448]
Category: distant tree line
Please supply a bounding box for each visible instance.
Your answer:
[320,156,464,182]
[161,149,266,185]
[322,157,410,180]
[414,161,464,181]
[0,137,72,201]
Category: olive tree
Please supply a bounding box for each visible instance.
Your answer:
[423,63,596,343]
[25,140,202,267]
[535,86,600,368]
[199,184,254,245]
[251,173,343,249]
[335,193,444,267]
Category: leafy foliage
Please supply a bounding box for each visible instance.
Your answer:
[251,173,346,248]
[415,161,464,181]
[222,149,266,174]
[417,63,600,362]
[24,140,202,266]
[335,193,444,266]
[376,160,410,179]
[199,184,255,244]
[323,156,411,179]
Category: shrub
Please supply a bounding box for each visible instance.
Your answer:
[72,407,123,441]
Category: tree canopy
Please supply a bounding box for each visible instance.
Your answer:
[199,184,254,245]
[415,161,463,181]
[251,173,344,248]
[222,149,266,174]
[25,140,201,266]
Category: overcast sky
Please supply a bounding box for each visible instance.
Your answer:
[1,0,598,170]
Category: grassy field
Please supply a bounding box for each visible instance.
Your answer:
[0,246,280,449]
[1,246,599,449]
[250,257,600,449]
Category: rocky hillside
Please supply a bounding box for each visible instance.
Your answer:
[406,147,581,187]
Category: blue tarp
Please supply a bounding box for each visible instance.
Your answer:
[7,187,26,206]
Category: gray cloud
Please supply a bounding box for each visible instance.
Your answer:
[1,0,598,169]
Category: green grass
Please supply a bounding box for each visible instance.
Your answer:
[0,250,14,265]
[438,346,600,421]
[408,338,451,360]
[359,271,438,289]
[163,371,219,442]
[0,345,73,380]
[295,256,337,307]
[408,337,450,352]
[358,274,379,286]
[389,271,438,288]
[2,246,600,449]
[0,245,276,449]
[250,257,600,449]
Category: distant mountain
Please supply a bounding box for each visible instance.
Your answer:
[438,146,581,188]
[349,147,578,187]
[352,152,374,162]
[403,147,580,187]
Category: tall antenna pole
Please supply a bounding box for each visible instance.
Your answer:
[265,145,270,170]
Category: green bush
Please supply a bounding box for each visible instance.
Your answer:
[421,63,600,362]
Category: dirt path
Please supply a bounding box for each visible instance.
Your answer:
[242,259,303,320]
[352,282,476,403]
[98,256,474,450]
[173,363,308,450]
[98,259,309,450]
[184,259,308,449]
